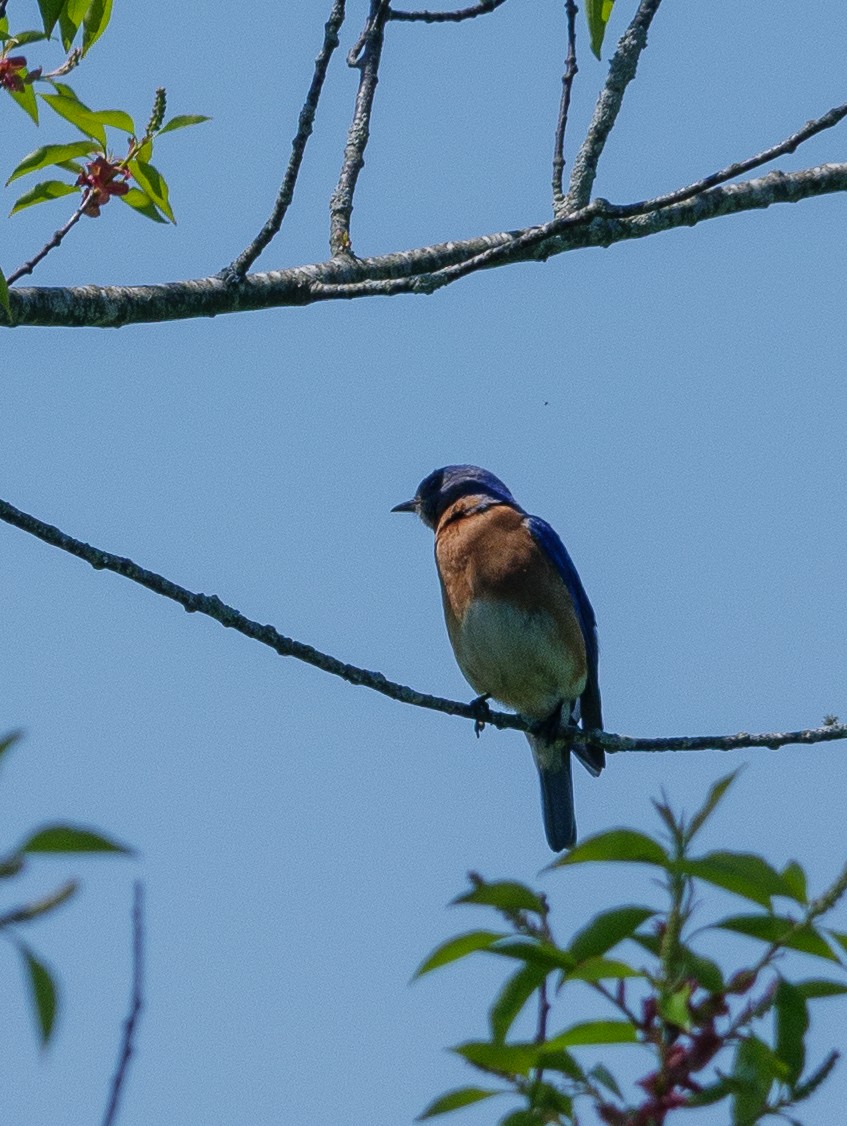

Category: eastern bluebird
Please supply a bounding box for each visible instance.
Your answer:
[393,465,603,851]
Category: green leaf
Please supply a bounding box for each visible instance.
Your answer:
[413,931,507,979]
[20,943,57,1044]
[827,930,847,956]
[678,851,793,908]
[59,0,92,49]
[157,113,211,136]
[774,979,808,1086]
[490,963,547,1042]
[9,83,39,124]
[40,91,106,145]
[529,1081,573,1117]
[585,0,616,60]
[489,940,574,972]
[37,0,66,35]
[793,1049,839,1102]
[632,933,724,991]
[454,1040,543,1078]
[794,978,847,1000]
[589,1063,622,1099]
[453,880,546,916]
[568,905,655,963]
[129,159,174,222]
[82,0,112,54]
[564,956,642,982]
[781,860,808,905]
[499,1112,540,1126]
[11,179,78,215]
[552,829,670,869]
[7,142,98,185]
[8,29,49,45]
[686,770,743,841]
[554,1020,638,1047]
[0,269,10,318]
[658,983,692,1031]
[732,1036,781,1124]
[714,915,839,962]
[22,825,131,854]
[120,187,168,223]
[417,1087,503,1120]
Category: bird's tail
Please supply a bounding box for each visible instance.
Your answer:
[528,734,576,852]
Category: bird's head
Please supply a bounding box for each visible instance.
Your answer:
[392,465,516,529]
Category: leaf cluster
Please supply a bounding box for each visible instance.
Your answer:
[0,730,131,1045]
[416,771,847,1125]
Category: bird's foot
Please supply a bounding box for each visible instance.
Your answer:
[470,694,492,738]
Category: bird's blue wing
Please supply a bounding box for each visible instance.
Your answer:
[525,515,603,745]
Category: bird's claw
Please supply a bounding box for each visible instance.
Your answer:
[470,694,492,738]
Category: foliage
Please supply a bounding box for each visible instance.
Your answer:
[0,730,131,1045]
[417,772,847,1125]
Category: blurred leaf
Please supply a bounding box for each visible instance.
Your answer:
[714,914,839,962]
[120,187,168,223]
[793,1049,840,1102]
[414,931,507,979]
[555,1020,638,1047]
[490,940,574,972]
[455,1040,543,1077]
[157,113,211,136]
[129,159,174,222]
[0,730,21,761]
[0,269,9,317]
[22,824,131,854]
[827,930,847,956]
[732,1036,781,1124]
[8,29,49,45]
[781,861,808,905]
[775,979,808,1086]
[19,943,57,1044]
[686,769,741,842]
[658,983,692,1031]
[11,179,78,215]
[589,1063,622,1098]
[564,956,642,982]
[7,141,97,184]
[633,934,724,992]
[529,1081,573,1117]
[568,905,654,963]
[82,0,112,54]
[9,82,39,124]
[37,0,65,34]
[453,880,545,916]
[586,0,616,60]
[678,851,793,908]
[794,979,847,1000]
[417,1087,502,1119]
[553,829,670,869]
[490,963,546,1042]
[499,1112,540,1126]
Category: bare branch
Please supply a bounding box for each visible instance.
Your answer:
[551,0,579,210]
[102,883,144,1126]
[226,1,347,278]
[329,0,390,256]
[6,194,90,285]
[388,0,508,22]
[5,160,847,328]
[565,0,663,212]
[0,494,844,757]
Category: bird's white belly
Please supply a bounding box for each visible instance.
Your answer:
[454,598,584,718]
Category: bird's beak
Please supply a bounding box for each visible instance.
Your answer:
[391,497,417,513]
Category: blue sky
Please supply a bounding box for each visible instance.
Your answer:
[2,2,846,1123]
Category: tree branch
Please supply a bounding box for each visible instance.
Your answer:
[551,0,579,210]
[6,195,90,285]
[564,0,664,212]
[0,881,77,928]
[226,0,347,278]
[102,882,144,1126]
[387,0,508,22]
[4,160,847,328]
[329,0,390,256]
[0,494,844,756]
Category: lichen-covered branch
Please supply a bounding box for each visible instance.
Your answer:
[227,0,347,277]
[565,0,664,212]
[0,494,844,756]
[387,0,508,23]
[4,160,847,328]
[551,0,579,210]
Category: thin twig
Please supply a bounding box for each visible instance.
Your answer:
[226,1,347,278]
[551,0,579,211]
[0,494,845,757]
[388,0,507,22]
[0,881,77,928]
[102,882,144,1126]
[6,194,89,285]
[329,0,390,256]
[565,0,664,211]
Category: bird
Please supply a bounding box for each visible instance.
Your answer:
[392,465,603,851]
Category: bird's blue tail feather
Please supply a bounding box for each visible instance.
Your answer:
[536,749,576,852]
